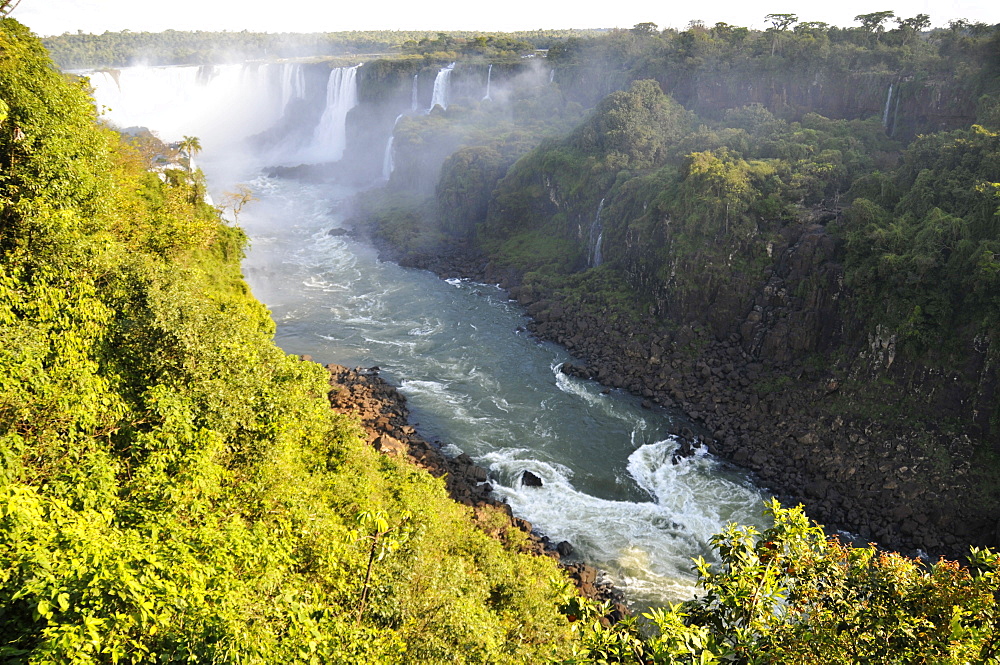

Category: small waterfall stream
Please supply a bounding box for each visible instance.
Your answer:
[882,83,894,129]
[382,113,405,180]
[589,198,605,268]
[483,64,493,101]
[430,62,455,111]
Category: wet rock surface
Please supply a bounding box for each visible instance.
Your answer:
[324,361,627,617]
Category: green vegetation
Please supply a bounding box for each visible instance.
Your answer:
[568,501,1000,663]
[40,28,604,69]
[0,18,575,661]
[841,124,1000,357]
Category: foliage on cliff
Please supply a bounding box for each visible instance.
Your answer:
[842,124,1000,356]
[0,18,576,662]
[568,502,1000,664]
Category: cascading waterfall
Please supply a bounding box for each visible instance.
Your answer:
[411,74,419,111]
[483,64,493,101]
[312,64,361,161]
[84,63,292,149]
[278,62,305,113]
[589,198,605,268]
[882,83,894,128]
[382,113,405,180]
[429,62,455,111]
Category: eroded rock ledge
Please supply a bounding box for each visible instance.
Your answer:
[321,360,627,619]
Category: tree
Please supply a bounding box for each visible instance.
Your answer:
[0,0,22,17]
[855,11,897,42]
[631,22,659,36]
[178,134,201,171]
[895,13,931,46]
[220,184,256,224]
[765,14,798,55]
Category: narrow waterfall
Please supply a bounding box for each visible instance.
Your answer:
[382,113,405,180]
[411,74,419,111]
[278,62,305,112]
[882,83,894,128]
[483,64,493,101]
[429,63,455,111]
[589,198,605,268]
[313,64,361,161]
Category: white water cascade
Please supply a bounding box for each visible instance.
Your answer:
[411,74,419,111]
[429,62,455,111]
[311,64,361,161]
[85,63,292,151]
[279,62,305,111]
[882,83,894,128]
[589,198,605,268]
[483,64,493,101]
[382,113,405,180]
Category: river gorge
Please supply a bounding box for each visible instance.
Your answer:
[86,62,770,607]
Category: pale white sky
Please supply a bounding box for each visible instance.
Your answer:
[11,0,999,37]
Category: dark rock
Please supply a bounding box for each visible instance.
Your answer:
[556,540,575,557]
[521,470,543,487]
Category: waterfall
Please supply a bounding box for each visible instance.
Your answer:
[882,83,894,128]
[382,113,405,180]
[589,198,605,268]
[429,63,455,111]
[312,64,361,161]
[278,62,305,112]
[549,68,555,84]
[410,74,419,111]
[483,64,493,101]
[84,63,292,149]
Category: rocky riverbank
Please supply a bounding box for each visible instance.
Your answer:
[321,360,628,619]
[355,226,997,562]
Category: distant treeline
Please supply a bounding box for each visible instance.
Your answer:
[41,28,605,69]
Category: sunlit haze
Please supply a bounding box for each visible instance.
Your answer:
[12,0,1000,37]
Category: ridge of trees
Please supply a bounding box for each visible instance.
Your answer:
[40,28,604,69]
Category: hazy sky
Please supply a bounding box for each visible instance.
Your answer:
[11,0,1000,37]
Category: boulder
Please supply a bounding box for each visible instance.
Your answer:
[521,470,543,487]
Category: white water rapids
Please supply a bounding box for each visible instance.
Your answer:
[86,63,769,607]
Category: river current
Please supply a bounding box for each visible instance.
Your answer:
[87,64,769,607]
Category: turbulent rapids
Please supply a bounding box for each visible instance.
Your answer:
[86,63,769,606]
